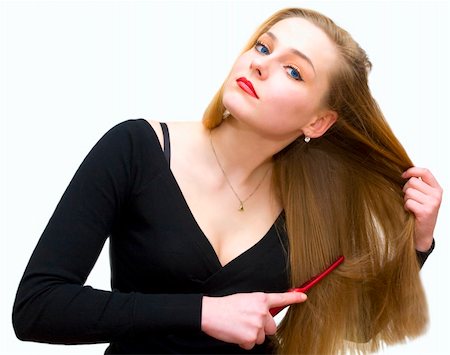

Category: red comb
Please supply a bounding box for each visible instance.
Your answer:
[270,255,344,316]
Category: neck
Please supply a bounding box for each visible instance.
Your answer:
[207,118,288,186]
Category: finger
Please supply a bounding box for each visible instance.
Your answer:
[239,342,255,350]
[404,186,428,205]
[402,167,441,189]
[404,198,422,214]
[266,292,307,309]
[403,177,438,196]
[404,184,442,213]
[256,328,266,345]
[264,314,277,336]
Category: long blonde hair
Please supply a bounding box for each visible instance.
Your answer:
[203,8,427,354]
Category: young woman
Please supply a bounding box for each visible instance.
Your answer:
[13,7,442,354]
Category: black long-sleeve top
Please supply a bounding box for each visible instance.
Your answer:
[12,119,290,354]
[12,118,434,354]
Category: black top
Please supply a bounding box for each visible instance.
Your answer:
[12,118,434,354]
[12,119,290,354]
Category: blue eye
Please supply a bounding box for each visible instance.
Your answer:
[255,41,270,55]
[286,65,303,81]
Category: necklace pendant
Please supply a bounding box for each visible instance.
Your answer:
[238,203,244,212]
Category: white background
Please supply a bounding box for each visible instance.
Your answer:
[1,0,449,354]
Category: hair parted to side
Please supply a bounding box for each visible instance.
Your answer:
[203,7,428,354]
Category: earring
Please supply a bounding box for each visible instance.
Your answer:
[304,136,311,143]
[223,109,231,120]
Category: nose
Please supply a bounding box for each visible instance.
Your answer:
[250,56,269,80]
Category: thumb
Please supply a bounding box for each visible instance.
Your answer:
[266,291,307,309]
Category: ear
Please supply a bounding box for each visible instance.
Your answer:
[304,110,338,139]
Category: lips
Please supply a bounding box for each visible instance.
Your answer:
[236,77,259,99]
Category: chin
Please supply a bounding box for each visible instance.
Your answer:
[222,92,254,122]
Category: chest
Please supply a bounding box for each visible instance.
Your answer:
[172,163,283,268]
[109,171,290,296]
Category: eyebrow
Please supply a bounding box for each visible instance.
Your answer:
[265,31,316,75]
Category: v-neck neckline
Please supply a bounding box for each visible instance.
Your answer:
[165,160,283,270]
[141,119,283,270]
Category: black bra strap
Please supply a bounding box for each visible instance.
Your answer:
[160,122,171,166]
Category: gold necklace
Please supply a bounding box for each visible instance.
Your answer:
[209,130,271,212]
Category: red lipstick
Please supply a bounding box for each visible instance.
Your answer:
[236,77,259,99]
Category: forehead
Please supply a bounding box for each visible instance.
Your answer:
[266,17,337,79]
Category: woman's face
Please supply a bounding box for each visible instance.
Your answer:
[222,17,338,141]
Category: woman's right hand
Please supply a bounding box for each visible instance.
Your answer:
[201,292,307,350]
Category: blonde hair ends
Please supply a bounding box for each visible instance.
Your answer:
[203,8,428,354]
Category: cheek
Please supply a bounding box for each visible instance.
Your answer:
[229,52,251,75]
[263,86,316,121]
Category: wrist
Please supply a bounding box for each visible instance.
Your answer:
[201,296,213,333]
[415,237,434,253]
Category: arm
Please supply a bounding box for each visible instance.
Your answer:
[12,120,202,344]
[402,167,442,267]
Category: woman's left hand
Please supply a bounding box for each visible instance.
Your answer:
[402,167,443,251]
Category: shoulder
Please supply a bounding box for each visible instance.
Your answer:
[142,119,164,151]
[140,120,204,151]
[110,119,203,154]
[86,119,168,172]
[98,119,168,186]
[105,118,164,150]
